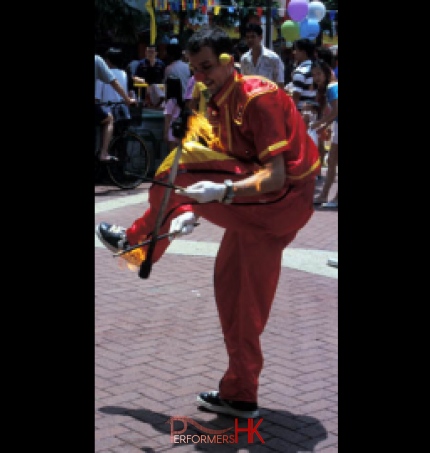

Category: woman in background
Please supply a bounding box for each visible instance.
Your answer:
[310,59,338,208]
[163,76,185,151]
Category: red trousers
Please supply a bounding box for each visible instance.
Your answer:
[125,146,315,402]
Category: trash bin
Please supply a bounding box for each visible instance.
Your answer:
[131,108,168,175]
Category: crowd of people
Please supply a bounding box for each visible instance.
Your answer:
[95,32,338,206]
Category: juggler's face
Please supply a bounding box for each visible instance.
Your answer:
[189,46,233,97]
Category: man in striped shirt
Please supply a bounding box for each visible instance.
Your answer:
[288,38,317,112]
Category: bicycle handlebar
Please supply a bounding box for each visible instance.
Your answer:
[98,100,142,106]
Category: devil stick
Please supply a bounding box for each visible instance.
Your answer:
[123,172,185,191]
[138,109,192,279]
[113,223,200,257]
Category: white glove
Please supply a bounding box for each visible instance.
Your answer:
[176,181,226,203]
[168,211,197,241]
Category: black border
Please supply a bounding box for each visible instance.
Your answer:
[339,3,404,451]
[9,4,95,448]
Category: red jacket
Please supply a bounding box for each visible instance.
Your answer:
[207,71,321,184]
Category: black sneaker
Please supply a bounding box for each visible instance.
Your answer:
[197,391,259,419]
[95,222,129,253]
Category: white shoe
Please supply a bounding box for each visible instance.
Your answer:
[321,201,338,208]
[95,222,128,253]
[327,258,338,268]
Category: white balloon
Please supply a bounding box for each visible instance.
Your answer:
[307,1,326,22]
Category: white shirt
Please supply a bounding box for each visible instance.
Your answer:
[95,68,128,103]
[94,55,115,90]
[95,68,130,119]
[240,45,284,85]
[164,60,191,98]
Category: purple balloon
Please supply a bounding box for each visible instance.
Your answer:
[287,0,309,22]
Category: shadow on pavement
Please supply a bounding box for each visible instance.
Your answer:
[99,405,327,452]
[95,180,150,197]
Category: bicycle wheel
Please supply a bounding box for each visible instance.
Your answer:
[106,131,152,189]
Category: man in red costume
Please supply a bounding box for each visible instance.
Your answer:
[96,26,320,419]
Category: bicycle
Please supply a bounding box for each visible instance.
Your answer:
[95,100,152,190]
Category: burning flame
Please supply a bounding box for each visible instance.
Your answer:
[183,112,220,149]
[117,247,146,272]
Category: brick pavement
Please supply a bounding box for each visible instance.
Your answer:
[95,172,338,453]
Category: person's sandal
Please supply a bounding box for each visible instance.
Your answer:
[98,154,118,162]
[313,198,327,205]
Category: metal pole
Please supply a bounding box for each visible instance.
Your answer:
[265,0,272,48]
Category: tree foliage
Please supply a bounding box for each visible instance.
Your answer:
[95,0,148,43]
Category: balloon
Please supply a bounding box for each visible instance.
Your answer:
[281,20,300,42]
[287,0,309,22]
[299,18,320,40]
[307,1,326,22]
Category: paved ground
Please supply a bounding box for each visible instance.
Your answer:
[95,168,338,453]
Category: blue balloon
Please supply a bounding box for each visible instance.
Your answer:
[299,18,320,40]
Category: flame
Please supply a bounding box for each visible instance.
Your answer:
[117,259,138,272]
[183,112,220,149]
[116,247,146,272]
[181,112,266,193]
